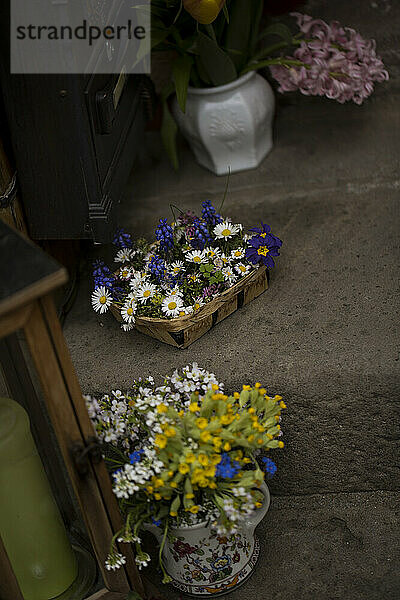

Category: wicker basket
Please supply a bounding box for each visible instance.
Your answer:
[110,266,269,348]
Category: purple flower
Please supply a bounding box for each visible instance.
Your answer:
[202,283,222,299]
[113,228,133,249]
[269,13,389,105]
[190,218,211,249]
[92,260,115,290]
[155,218,174,253]
[245,230,282,268]
[201,200,223,227]
[148,255,166,281]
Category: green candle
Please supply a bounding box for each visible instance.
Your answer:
[0,397,78,600]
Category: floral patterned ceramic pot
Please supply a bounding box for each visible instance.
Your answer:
[171,72,275,176]
[146,483,270,596]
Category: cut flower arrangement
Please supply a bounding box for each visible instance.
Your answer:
[85,364,285,583]
[90,200,282,340]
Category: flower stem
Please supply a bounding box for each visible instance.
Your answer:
[159,521,170,582]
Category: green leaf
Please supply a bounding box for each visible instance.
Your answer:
[194,54,212,86]
[172,54,193,113]
[161,97,179,170]
[258,23,292,45]
[196,31,237,87]
[223,3,230,24]
[224,0,263,71]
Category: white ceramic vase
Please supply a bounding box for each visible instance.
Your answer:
[146,483,270,597]
[171,72,275,176]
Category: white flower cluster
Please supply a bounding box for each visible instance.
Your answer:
[213,488,258,535]
[135,552,151,570]
[105,552,126,571]
[112,447,163,499]
[166,362,223,406]
[85,391,138,448]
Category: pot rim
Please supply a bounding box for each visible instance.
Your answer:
[187,71,256,96]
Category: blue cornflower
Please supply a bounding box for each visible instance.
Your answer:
[151,517,162,527]
[190,218,211,250]
[148,255,166,281]
[92,260,114,290]
[201,200,223,227]
[155,218,174,253]
[113,228,133,249]
[129,449,144,464]
[216,453,240,479]
[261,457,277,478]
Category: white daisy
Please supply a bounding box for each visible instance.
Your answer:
[222,266,238,285]
[121,322,135,332]
[125,291,138,303]
[119,266,133,281]
[231,247,245,260]
[91,286,113,314]
[114,248,133,263]
[235,262,251,276]
[185,250,207,265]
[161,295,184,318]
[192,297,205,312]
[204,246,221,260]
[129,272,148,290]
[187,273,200,283]
[213,221,242,240]
[121,300,136,324]
[161,285,184,298]
[136,283,157,304]
[170,261,185,275]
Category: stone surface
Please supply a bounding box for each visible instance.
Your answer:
[65,186,400,497]
[62,1,400,597]
[142,490,400,600]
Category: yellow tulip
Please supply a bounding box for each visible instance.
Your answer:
[183,0,226,25]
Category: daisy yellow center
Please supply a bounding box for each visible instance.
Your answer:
[221,228,231,236]
[260,232,267,238]
[122,270,128,276]
[99,295,107,304]
[193,256,201,263]
[194,303,200,310]
[239,265,246,271]
[127,307,133,316]
[168,301,177,310]
[179,311,185,316]
[257,246,269,256]
[235,251,241,256]
[143,290,151,297]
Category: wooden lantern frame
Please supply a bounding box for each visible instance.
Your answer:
[0,221,145,600]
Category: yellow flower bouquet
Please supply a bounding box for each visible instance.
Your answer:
[85,364,285,581]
